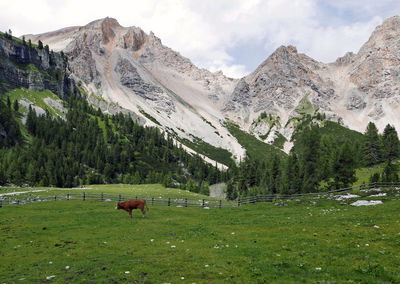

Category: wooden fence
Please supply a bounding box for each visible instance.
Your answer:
[237,182,400,206]
[0,192,237,208]
[1,182,399,208]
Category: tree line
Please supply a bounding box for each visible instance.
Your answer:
[0,94,222,194]
[225,120,400,199]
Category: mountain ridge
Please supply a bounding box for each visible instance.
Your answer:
[24,16,400,157]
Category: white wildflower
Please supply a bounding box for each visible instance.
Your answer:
[315,267,322,271]
[65,266,70,270]
[46,275,56,280]
[171,245,176,248]
[125,271,130,274]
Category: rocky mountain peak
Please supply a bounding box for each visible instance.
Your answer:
[24,16,400,157]
[335,52,356,66]
[358,15,400,56]
[84,17,121,30]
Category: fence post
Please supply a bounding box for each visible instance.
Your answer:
[219,200,222,209]
[83,192,85,201]
[168,197,171,206]
[202,199,205,207]
[67,194,70,200]
[185,198,187,207]
[101,192,103,202]
[0,200,2,208]
[238,198,241,207]
[54,195,57,201]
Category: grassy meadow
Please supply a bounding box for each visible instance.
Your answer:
[1,185,400,283]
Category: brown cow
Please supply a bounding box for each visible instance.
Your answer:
[116,199,149,218]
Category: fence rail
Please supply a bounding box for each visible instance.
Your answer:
[0,192,237,208]
[1,182,399,208]
[237,182,400,206]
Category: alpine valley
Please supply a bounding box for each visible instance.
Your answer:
[1,15,400,193]
[25,16,400,158]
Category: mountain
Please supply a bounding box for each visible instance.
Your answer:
[25,18,245,165]
[226,16,400,148]
[0,32,223,188]
[25,16,400,158]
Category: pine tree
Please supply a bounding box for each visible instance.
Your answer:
[381,162,399,182]
[199,181,210,196]
[225,180,237,200]
[318,135,334,180]
[162,172,173,188]
[13,100,19,112]
[300,126,321,192]
[331,142,357,189]
[363,122,382,166]
[382,124,400,163]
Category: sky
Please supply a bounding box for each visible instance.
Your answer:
[1,0,400,78]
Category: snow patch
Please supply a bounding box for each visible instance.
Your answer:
[333,194,359,200]
[351,200,383,206]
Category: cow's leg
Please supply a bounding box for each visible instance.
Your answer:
[140,207,146,218]
[129,209,132,218]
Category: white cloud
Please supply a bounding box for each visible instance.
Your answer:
[0,0,399,77]
[300,17,383,62]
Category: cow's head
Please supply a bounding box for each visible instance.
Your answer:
[115,203,122,210]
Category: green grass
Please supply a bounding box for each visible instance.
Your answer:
[272,131,287,149]
[295,94,318,115]
[355,166,383,186]
[1,186,399,283]
[139,109,161,126]
[5,87,65,118]
[225,121,286,160]
[176,135,233,166]
[0,184,219,200]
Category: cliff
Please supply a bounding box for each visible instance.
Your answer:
[0,33,78,99]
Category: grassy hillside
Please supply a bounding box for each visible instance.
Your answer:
[319,121,365,147]
[225,121,286,160]
[5,87,66,118]
[176,135,233,166]
[1,185,399,283]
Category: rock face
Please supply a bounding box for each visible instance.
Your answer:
[25,16,400,157]
[0,34,78,99]
[26,17,245,162]
[223,16,400,141]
